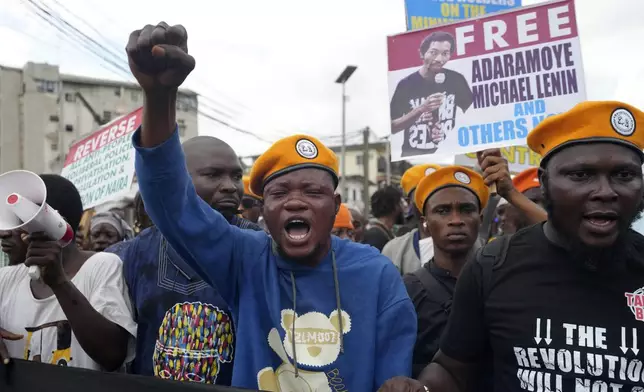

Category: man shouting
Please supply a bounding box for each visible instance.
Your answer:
[380,101,644,391]
[125,22,416,391]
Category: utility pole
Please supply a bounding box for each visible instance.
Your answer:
[341,83,347,201]
[362,127,370,218]
[385,136,392,186]
[335,65,357,202]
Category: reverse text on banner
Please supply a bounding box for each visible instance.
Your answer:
[61,108,142,209]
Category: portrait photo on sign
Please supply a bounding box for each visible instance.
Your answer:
[387,0,587,161]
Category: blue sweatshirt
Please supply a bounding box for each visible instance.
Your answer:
[133,129,417,391]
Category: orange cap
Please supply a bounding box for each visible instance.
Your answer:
[250,135,338,195]
[414,166,489,214]
[333,204,354,230]
[528,101,644,163]
[242,175,262,200]
[512,168,540,194]
[400,164,442,196]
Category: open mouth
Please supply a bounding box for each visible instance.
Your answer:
[284,218,311,241]
[583,212,618,232]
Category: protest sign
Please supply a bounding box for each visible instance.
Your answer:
[61,108,142,209]
[455,145,541,173]
[1,359,257,392]
[405,0,522,31]
[387,0,586,161]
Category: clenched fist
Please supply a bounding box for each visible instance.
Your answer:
[126,22,195,93]
[477,149,513,198]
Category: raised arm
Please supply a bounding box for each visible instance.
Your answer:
[478,149,547,225]
[125,22,258,305]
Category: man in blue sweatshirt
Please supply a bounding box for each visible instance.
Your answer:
[125,22,417,391]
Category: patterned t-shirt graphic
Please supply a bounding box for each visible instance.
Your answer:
[390,69,472,157]
[106,226,236,385]
[153,302,234,383]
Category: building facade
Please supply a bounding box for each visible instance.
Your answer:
[0,62,199,174]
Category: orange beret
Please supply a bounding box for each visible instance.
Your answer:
[242,175,262,200]
[400,164,442,196]
[333,203,354,230]
[414,166,489,214]
[512,167,540,194]
[250,135,339,195]
[528,101,644,164]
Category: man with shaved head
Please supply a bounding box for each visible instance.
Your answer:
[104,135,261,385]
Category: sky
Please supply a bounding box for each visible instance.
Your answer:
[1,0,643,164]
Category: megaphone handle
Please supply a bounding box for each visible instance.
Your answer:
[28,265,41,280]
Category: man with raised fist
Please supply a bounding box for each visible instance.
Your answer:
[127,22,415,391]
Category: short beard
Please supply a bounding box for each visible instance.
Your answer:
[543,185,644,273]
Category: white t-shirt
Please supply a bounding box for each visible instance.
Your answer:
[0,252,137,371]
[419,237,435,265]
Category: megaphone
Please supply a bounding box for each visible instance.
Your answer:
[0,170,74,280]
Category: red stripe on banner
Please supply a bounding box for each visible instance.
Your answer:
[388,0,578,71]
[63,107,143,167]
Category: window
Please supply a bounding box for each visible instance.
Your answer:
[49,115,59,122]
[51,143,58,151]
[36,79,57,94]
[114,88,121,97]
[177,95,197,112]
[65,125,74,132]
[64,92,76,102]
[356,155,363,165]
[103,111,112,122]
[131,90,140,101]
[178,119,187,136]
[377,157,386,172]
[352,189,357,201]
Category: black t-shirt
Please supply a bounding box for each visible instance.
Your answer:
[404,261,456,378]
[390,69,472,158]
[441,224,644,391]
[362,226,392,252]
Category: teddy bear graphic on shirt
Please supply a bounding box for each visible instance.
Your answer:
[257,309,352,392]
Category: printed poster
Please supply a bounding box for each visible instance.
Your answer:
[387,0,586,161]
[405,0,522,31]
[60,108,142,209]
[455,145,541,173]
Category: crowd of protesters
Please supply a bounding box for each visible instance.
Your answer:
[0,21,644,392]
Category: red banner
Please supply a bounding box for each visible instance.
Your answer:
[64,108,143,167]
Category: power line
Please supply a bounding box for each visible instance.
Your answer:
[198,111,272,143]
[18,0,275,144]
[20,0,133,80]
[37,0,246,120]
[52,0,252,115]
